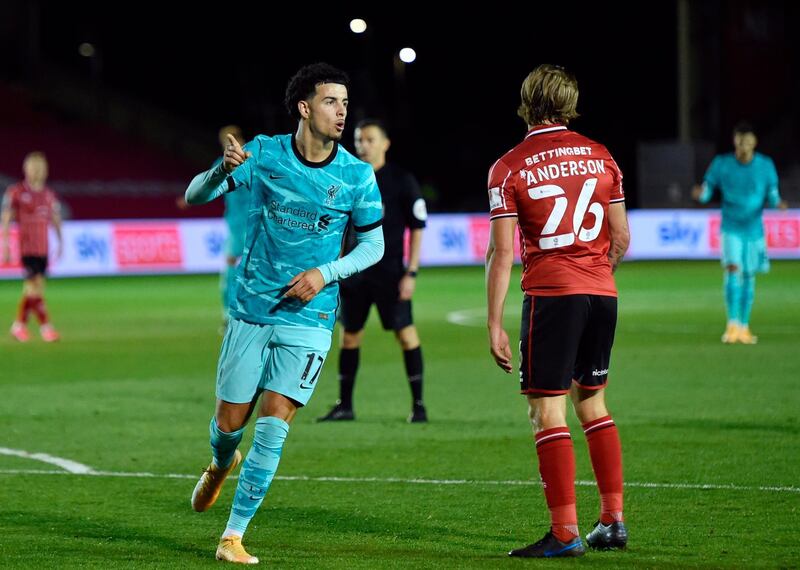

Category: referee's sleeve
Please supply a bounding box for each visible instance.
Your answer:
[404,172,427,230]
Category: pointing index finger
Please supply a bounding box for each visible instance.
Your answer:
[226,133,242,151]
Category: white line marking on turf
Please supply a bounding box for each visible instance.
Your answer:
[447,307,517,327]
[0,467,796,494]
[0,447,96,474]
[445,307,799,334]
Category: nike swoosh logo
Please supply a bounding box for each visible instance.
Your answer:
[544,542,582,557]
[299,385,313,390]
[269,173,286,180]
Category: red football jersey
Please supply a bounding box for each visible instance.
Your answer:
[5,182,59,257]
[487,125,624,297]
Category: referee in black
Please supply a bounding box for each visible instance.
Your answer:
[318,119,428,423]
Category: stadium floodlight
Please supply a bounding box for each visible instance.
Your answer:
[78,43,95,58]
[399,48,416,63]
[350,19,367,34]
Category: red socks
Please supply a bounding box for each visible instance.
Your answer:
[17,296,49,325]
[535,427,578,542]
[583,415,624,524]
[534,417,624,540]
[31,297,49,325]
[17,296,33,323]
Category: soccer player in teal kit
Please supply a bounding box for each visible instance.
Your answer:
[693,122,787,344]
[184,63,384,564]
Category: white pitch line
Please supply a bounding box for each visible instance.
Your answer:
[0,447,96,474]
[445,308,799,334]
[0,468,796,494]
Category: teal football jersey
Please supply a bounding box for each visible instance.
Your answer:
[702,152,781,238]
[226,134,382,330]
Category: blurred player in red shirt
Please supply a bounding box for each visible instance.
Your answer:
[486,65,630,558]
[1,152,63,342]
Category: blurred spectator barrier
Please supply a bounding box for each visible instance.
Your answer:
[1,211,797,278]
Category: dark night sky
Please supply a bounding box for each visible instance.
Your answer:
[9,3,794,211]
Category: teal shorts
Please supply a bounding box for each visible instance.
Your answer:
[721,232,770,274]
[216,318,332,406]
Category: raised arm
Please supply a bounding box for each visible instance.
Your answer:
[185,164,229,205]
[185,134,252,205]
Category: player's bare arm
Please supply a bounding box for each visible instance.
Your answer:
[486,216,517,373]
[398,228,423,301]
[607,202,630,273]
[0,197,12,263]
[51,202,64,259]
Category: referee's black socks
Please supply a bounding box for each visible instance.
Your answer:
[404,346,424,404]
[338,347,359,410]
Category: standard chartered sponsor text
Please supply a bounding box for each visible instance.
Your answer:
[268,201,319,230]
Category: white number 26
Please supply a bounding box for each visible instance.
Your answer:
[527,178,603,250]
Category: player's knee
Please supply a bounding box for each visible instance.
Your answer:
[395,326,419,350]
[528,399,566,432]
[341,330,363,349]
[24,282,41,296]
[574,400,608,424]
[528,404,542,431]
[571,386,608,422]
[725,264,739,273]
[215,415,244,433]
[260,393,297,423]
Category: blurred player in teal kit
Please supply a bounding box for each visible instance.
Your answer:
[693,122,787,344]
[184,63,384,564]
[214,125,250,328]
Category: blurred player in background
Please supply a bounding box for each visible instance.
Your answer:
[486,64,630,558]
[1,151,63,342]
[693,122,787,344]
[184,62,384,564]
[318,119,428,424]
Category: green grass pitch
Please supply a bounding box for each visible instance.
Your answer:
[1,261,798,568]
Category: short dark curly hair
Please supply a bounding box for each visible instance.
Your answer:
[733,121,755,136]
[284,63,350,121]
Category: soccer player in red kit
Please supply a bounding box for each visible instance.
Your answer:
[1,152,63,342]
[485,65,631,558]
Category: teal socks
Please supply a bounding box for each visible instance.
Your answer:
[209,417,244,469]
[224,416,289,535]
[724,270,743,324]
